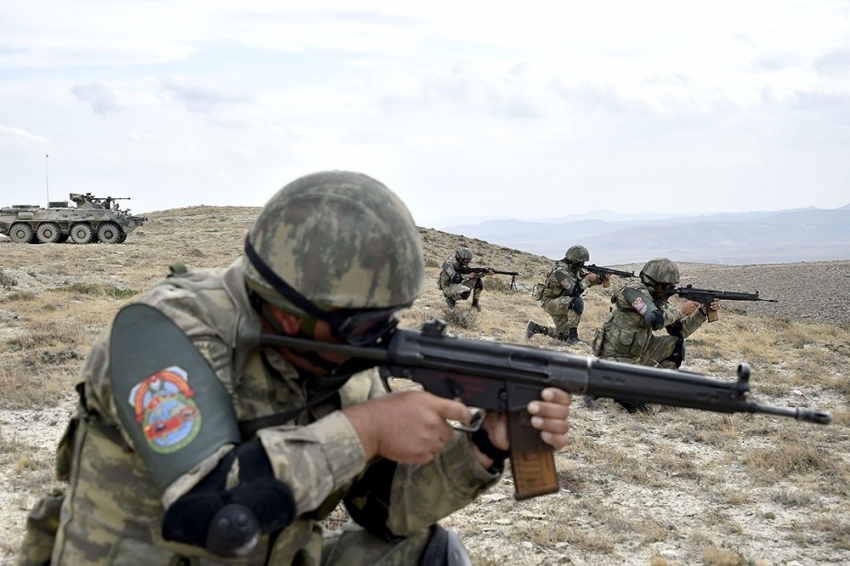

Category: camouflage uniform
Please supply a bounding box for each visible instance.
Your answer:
[585,257,709,413]
[438,251,484,310]
[19,263,499,566]
[593,280,707,368]
[526,246,602,344]
[20,172,500,565]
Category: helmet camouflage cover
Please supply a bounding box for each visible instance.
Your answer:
[243,171,424,313]
[564,245,590,263]
[640,257,680,286]
[455,247,473,260]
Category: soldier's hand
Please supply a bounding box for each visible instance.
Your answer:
[474,388,571,467]
[680,299,701,316]
[701,299,721,315]
[527,388,571,449]
[344,391,471,464]
[586,273,600,284]
[486,268,495,276]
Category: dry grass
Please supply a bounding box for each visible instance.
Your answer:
[1,206,849,565]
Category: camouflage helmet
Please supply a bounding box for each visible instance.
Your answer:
[242,171,424,314]
[640,257,680,286]
[564,245,590,263]
[455,247,473,261]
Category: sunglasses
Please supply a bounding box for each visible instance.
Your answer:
[244,237,406,346]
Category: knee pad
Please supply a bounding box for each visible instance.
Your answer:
[474,278,484,290]
[459,289,471,300]
[571,295,584,314]
[418,525,472,566]
[665,337,686,368]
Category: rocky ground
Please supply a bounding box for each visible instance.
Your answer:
[1,207,848,565]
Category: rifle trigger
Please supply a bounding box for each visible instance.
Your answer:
[450,411,486,433]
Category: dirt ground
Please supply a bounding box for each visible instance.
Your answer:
[1,207,848,565]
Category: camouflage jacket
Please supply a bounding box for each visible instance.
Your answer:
[540,261,594,302]
[598,278,707,361]
[438,257,464,290]
[49,260,500,565]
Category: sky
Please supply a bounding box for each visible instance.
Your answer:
[1,1,848,227]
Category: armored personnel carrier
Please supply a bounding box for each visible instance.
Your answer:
[0,193,148,244]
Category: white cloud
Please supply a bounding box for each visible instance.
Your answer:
[0,1,848,223]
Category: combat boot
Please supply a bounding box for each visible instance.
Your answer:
[525,321,543,340]
[565,327,583,345]
[445,297,456,309]
[471,298,481,311]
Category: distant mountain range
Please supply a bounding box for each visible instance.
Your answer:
[439,205,850,265]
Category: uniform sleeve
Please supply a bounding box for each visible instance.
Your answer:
[342,431,501,538]
[678,307,709,339]
[256,411,370,515]
[255,369,381,517]
[553,267,578,295]
[384,432,501,535]
[80,283,235,451]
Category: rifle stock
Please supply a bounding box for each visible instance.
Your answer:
[258,320,830,500]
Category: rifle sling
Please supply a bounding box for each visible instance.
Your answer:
[237,393,337,440]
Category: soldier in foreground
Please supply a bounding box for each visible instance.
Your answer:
[525,245,607,345]
[438,247,493,310]
[19,171,571,566]
[588,257,719,412]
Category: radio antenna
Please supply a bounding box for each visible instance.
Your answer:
[45,153,50,207]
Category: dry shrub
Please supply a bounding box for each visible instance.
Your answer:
[773,488,815,507]
[441,306,480,331]
[0,269,18,288]
[742,440,846,481]
[699,544,753,566]
[722,489,751,505]
[50,282,140,300]
[809,513,850,550]
[0,290,36,302]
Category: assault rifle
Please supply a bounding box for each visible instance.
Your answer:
[670,284,778,322]
[258,320,831,501]
[457,266,521,290]
[584,264,636,288]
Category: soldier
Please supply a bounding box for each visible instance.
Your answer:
[438,247,493,311]
[525,245,607,345]
[19,171,572,566]
[587,257,720,412]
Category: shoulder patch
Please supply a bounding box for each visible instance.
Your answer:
[110,303,240,493]
[632,296,648,315]
[130,366,202,453]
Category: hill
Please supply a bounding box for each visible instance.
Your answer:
[442,205,850,265]
[0,206,848,565]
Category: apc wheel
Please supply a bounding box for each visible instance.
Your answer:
[97,222,124,244]
[116,233,127,243]
[9,223,35,243]
[69,223,95,244]
[36,223,61,244]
